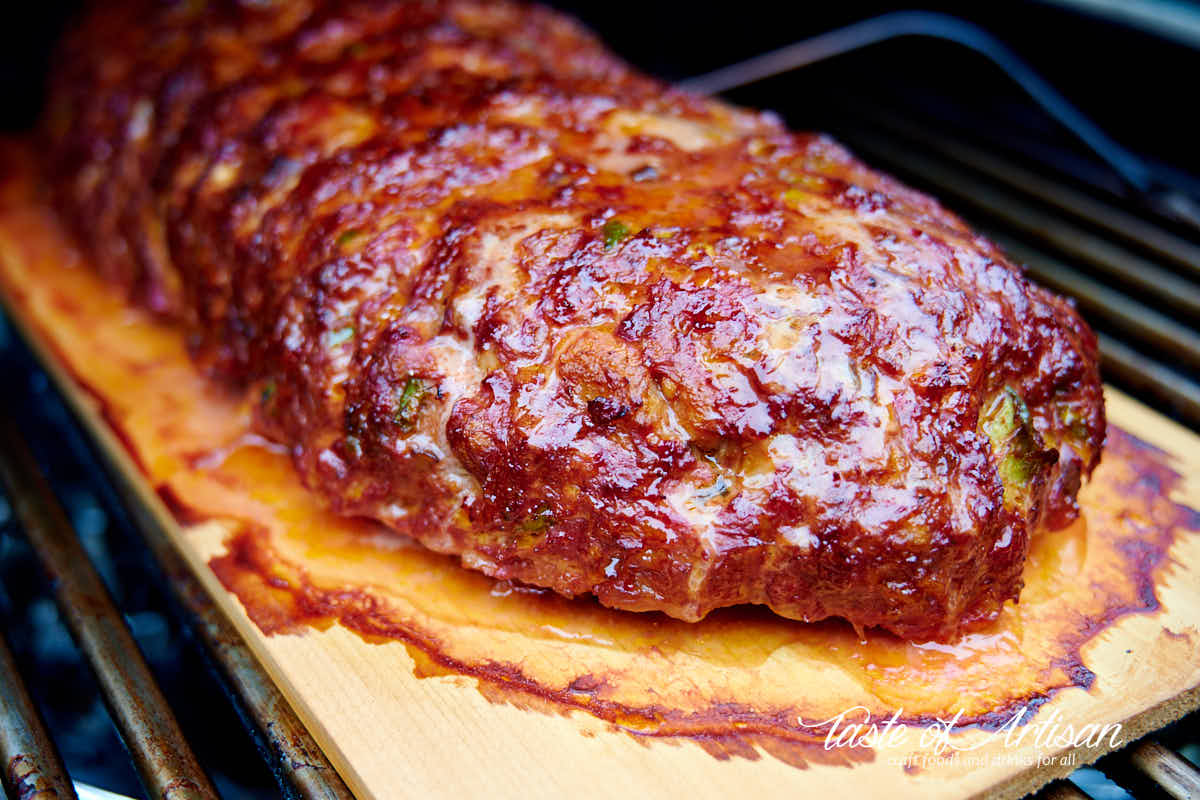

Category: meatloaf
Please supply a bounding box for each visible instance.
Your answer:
[43,0,1105,640]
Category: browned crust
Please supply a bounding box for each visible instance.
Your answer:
[43,0,1104,640]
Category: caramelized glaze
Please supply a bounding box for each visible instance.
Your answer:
[0,166,1192,770]
[43,0,1104,640]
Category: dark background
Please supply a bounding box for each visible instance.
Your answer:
[4,1,1199,185]
[1,2,1198,798]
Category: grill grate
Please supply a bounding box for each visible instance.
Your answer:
[0,321,352,799]
[819,107,1200,427]
[0,415,219,799]
[682,15,1200,431]
[3,9,1200,800]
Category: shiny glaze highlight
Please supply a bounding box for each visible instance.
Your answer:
[44,0,1103,640]
[0,174,1193,770]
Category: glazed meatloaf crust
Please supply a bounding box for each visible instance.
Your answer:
[44,0,1104,641]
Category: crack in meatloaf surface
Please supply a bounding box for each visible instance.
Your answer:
[43,0,1104,641]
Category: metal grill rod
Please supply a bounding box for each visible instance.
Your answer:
[1035,779,1093,799]
[996,234,1200,369]
[680,14,1148,193]
[797,119,1200,426]
[1095,332,1200,425]
[679,11,1200,231]
[676,22,1200,427]
[1128,739,1200,800]
[823,104,1200,281]
[824,119,1200,321]
[0,416,219,800]
[0,630,78,800]
[816,123,1200,371]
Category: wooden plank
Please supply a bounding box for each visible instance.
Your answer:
[1,164,1198,800]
